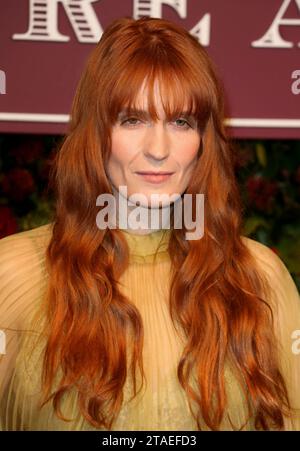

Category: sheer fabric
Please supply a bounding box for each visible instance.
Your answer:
[0,224,299,430]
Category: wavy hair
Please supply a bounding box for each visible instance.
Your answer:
[40,17,291,430]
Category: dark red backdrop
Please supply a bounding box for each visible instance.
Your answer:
[0,0,299,138]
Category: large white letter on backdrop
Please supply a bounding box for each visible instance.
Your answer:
[0,70,6,95]
[12,0,102,43]
[252,0,300,48]
[133,0,210,46]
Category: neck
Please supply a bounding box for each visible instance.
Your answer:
[111,186,173,235]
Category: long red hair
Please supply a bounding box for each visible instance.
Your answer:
[40,17,291,430]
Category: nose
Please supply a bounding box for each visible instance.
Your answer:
[143,122,170,161]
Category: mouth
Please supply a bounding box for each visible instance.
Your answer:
[136,171,174,175]
[135,172,175,184]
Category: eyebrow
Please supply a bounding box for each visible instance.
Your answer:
[117,108,197,122]
[118,109,150,120]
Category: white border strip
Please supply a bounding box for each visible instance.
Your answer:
[225,118,300,128]
[0,113,300,128]
[0,113,69,122]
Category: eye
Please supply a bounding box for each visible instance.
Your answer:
[121,117,141,126]
[174,118,192,129]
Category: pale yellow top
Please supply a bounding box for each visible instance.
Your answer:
[0,223,300,431]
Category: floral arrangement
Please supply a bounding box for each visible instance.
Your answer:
[0,134,58,235]
[235,139,300,290]
[0,134,299,290]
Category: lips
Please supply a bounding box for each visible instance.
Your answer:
[136,171,174,175]
[135,172,174,184]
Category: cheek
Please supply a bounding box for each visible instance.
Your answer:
[109,134,133,169]
[176,136,200,168]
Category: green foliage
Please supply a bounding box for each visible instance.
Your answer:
[0,134,57,236]
[235,139,300,290]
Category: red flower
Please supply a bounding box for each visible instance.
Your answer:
[246,175,278,212]
[9,138,44,165]
[236,146,255,169]
[280,169,290,180]
[294,166,300,184]
[0,206,18,239]
[1,168,35,202]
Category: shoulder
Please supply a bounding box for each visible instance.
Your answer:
[0,224,53,329]
[0,222,53,289]
[241,236,300,306]
[0,223,53,266]
[241,236,285,273]
[0,223,53,330]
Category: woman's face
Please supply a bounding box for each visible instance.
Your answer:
[106,80,201,208]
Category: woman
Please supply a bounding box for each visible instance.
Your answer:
[0,16,300,431]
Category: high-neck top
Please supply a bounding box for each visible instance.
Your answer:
[0,223,299,430]
[120,228,171,264]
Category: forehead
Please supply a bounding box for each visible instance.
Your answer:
[122,77,191,116]
[135,80,162,107]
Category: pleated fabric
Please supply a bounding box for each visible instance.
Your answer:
[0,223,299,430]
